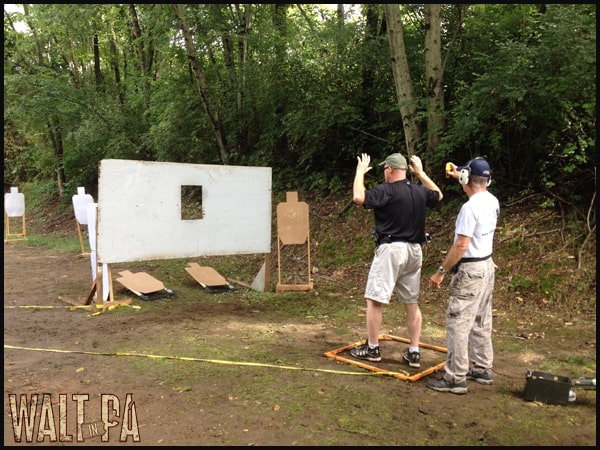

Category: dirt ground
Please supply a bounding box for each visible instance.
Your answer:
[4,237,596,446]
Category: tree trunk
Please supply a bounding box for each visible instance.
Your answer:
[383,4,420,157]
[173,4,229,164]
[109,32,124,104]
[213,4,251,154]
[128,4,154,109]
[359,4,383,152]
[93,34,104,90]
[47,120,65,198]
[424,4,445,156]
[273,4,290,164]
[233,4,252,154]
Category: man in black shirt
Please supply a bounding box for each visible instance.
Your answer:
[351,152,443,368]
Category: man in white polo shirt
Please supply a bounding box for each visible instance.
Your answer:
[427,157,499,394]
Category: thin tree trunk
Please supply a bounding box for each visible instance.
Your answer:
[383,4,420,157]
[109,32,124,104]
[47,121,65,198]
[359,4,381,152]
[273,4,290,164]
[173,4,229,164]
[128,4,154,108]
[424,4,444,155]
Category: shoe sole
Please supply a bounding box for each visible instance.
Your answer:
[350,351,381,362]
[467,376,494,385]
[428,386,468,395]
[351,354,381,362]
[403,356,420,368]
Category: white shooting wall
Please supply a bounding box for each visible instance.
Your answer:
[97,159,272,264]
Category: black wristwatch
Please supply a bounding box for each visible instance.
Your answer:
[438,265,446,274]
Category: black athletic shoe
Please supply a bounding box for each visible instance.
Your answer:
[427,377,468,395]
[403,349,421,368]
[350,343,381,362]
[466,369,494,385]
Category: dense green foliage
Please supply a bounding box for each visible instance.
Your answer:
[4,4,596,217]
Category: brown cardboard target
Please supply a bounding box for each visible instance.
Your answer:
[277,192,309,245]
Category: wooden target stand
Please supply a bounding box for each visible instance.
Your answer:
[4,187,27,243]
[276,192,313,292]
[81,264,131,308]
[75,220,91,258]
[4,212,28,242]
[59,202,132,309]
[58,264,134,311]
[72,187,93,258]
[324,334,448,382]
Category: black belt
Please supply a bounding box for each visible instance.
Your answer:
[372,231,421,246]
[378,237,418,245]
[460,255,491,263]
[451,254,492,273]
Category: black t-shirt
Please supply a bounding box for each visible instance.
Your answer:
[364,179,439,244]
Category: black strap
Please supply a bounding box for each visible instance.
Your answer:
[377,235,418,245]
[460,255,491,263]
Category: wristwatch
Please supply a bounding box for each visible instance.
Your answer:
[438,265,446,274]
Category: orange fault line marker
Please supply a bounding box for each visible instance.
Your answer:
[324,334,447,382]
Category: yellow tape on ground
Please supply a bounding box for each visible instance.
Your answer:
[4,304,141,316]
[4,344,410,377]
[5,304,141,310]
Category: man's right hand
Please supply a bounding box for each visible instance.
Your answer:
[356,153,372,175]
[446,162,460,179]
[429,272,444,289]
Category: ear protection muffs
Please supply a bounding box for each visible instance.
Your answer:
[458,157,492,187]
[458,163,471,185]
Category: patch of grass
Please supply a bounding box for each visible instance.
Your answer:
[9,234,82,253]
[507,273,536,291]
[540,356,596,378]
[315,235,372,268]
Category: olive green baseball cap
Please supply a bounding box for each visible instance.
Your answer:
[379,153,407,169]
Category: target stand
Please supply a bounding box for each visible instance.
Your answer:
[276,192,313,292]
[4,187,27,243]
[324,334,447,382]
[72,187,94,258]
[4,212,27,243]
[75,221,91,258]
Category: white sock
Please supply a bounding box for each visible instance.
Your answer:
[409,346,419,353]
[368,342,379,349]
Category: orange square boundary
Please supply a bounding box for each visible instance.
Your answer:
[324,334,447,382]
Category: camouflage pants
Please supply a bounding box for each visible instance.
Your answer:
[443,258,496,384]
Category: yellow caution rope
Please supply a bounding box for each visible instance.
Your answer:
[4,344,410,377]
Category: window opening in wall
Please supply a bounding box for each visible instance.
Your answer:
[181,185,203,220]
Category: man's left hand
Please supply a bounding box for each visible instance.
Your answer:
[409,155,423,175]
